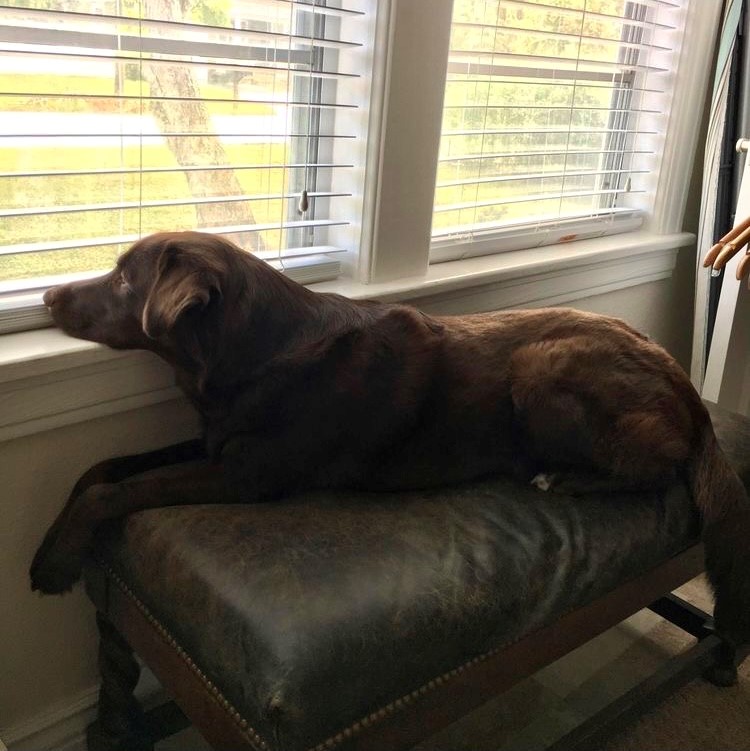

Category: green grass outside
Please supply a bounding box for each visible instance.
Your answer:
[1,61,622,282]
[0,72,277,116]
[0,141,289,281]
[0,68,290,282]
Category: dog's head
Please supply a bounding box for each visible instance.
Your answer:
[43,231,250,352]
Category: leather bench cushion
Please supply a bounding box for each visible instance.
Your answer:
[96,477,700,751]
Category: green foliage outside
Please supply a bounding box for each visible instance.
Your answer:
[0,141,288,281]
[433,0,635,233]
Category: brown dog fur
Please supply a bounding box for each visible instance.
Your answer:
[31,231,750,648]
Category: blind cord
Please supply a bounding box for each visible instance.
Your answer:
[298,0,318,217]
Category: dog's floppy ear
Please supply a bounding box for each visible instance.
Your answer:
[142,242,222,339]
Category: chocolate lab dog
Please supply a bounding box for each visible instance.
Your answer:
[31,231,750,649]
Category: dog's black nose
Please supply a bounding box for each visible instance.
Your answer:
[43,287,60,307]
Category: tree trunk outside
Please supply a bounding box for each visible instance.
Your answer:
[142,0,265,252]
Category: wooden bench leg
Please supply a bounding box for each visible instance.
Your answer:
[650,593,742,686]
[704,639,739,687]
[87,611,153,751]
[546,595,749,750]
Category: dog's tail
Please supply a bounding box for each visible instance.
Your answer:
[689,422,750,647]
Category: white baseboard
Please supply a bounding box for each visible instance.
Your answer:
[2,667,166,751]
[1,686,98,751]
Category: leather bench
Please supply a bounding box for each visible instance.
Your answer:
[82,401,750,751]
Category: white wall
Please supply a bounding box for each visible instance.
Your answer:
[1,399,200,750]
[574,247,697,371]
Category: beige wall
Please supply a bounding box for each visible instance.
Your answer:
[1,399,200,742]
[574,245,697,372]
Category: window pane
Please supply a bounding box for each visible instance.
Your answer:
[0,0,365,291]
[431,0,684,259]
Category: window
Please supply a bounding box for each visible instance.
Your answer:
[431,0,685,262]
[0,0,370,332]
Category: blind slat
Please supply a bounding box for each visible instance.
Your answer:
[0,242,346,295]
[438,149,654,163]
[0,92,357,110]
[0,9,362,50]
[445,61,640,83]
[447,50,669,75]
[444,78,664,96]
[441,127,658,137]
[434,188,644,215]
[1,220,349,258]
[436,168,648,189]
[0,192,352,219]
[0,163,352,179]
[451,21,672,52]
[494,0,678,10]
[0,0,365,21]
[451,5,676,33]
[0,132,348,138]
[442,105,660,114]
[432,206,643,241]
[0,48,357,80]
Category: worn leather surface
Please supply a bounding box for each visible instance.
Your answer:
[96,476,701,750]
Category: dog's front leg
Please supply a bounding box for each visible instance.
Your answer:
[68,439,206,500]
[31,441,208,587]
[30,461,231,595]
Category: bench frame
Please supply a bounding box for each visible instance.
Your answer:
[82,542,745,751]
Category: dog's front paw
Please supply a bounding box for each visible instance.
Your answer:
[30,533,86,594]
[29,485,109,595]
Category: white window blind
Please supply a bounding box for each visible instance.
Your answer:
[0,0,368,333]
[431,0,685,263]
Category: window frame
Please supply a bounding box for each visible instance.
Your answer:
[362,0,720,283]
[430,1,661,259]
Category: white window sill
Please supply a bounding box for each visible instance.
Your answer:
[0,230,693,442]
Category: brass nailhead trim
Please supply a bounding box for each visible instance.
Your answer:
[98,562,270,751]
[307,628,546,751]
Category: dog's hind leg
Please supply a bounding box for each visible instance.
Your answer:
[531,470,667,496]
[509,338,687,492]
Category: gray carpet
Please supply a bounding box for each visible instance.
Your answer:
[416,576,750,751]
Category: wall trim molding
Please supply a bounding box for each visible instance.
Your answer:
[0,348,183,443]
[0,234,689,443]
[2,685,97,751]
[409,247,679,316]
[2,670,167,751]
